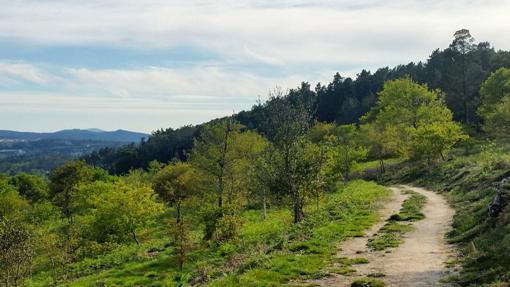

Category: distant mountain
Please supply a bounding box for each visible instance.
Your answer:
[0,129,149,143]
[85,128,106,133]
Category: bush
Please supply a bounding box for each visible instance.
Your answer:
[214,215,243,242]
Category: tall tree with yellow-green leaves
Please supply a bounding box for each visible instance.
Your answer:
[189,119,243,212]
[362,78,467,163]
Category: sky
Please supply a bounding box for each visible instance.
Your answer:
[1,0,510,133]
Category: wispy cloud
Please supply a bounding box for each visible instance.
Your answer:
[0,61,51,85]
[0,62,321,132]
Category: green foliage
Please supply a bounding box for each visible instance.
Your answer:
[0,179,29,220]
[0,217,34,286]
[324,124,368,180]
[49,161,99,220]
[33,180,388,286]
[362,78,467,163]
[190,119,245,210]
[213,214,244,242]
[80,181,164,245]
[8,173,49,202]
[478,67,510,139]
[153,162,198,220]
[479,67,510,117]
[408,121,467,161]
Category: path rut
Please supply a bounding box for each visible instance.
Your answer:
[307,185,456,287]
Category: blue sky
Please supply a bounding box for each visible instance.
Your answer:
[1,0,510,133]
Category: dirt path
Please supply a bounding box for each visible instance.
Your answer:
[307,185,455,287]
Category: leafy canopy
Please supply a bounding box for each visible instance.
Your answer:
[362,78,467,161]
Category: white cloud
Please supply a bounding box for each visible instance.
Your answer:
[1,0,509,69]
[1,0,510,131]
[0,61,51,85]
[0,64,323,131]
[63,65,315,101]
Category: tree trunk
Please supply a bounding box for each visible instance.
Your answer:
[176,201,182,224]
[262,191,267,220]
[292,190,304,223]
[379,159,386,174]
[463,99,469,124]
[462,52,469,124]
[132,230,140,246]
[217,175,223,209]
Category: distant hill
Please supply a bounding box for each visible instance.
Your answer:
[0,129,149,143]
[0,129,150,174]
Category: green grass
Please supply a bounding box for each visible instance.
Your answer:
[207,180,390,286]
[356,158,404,172]
[351,277,386,287]
[28,180,390,286]
[367,190,426,251]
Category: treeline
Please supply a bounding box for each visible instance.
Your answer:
[84,29,510,174]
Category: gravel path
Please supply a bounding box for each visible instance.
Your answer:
[306,185,456,287]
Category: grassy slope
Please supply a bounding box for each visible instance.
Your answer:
[393,145,510,286]
[30,180,390,287]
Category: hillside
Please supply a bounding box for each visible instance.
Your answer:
[83,31,510,175]
[0,129,149,174]
[0,129,148,143]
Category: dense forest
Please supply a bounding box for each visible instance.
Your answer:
[84,29,510,175]
[2,29,510,286]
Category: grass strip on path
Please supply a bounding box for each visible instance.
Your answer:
[367,189,427,251]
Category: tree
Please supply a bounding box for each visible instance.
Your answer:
[9,173,49,203]
[481,97,510,139]
[478,67,510,138]
[325,125,368,180]
[0,218,34,287]
[359,123,402,174]
[293,139,330,212]
[363,78,466,162]
[249,144,276,219]
[153,161,199,271]
[450,29,477,124]
[408,122,467,162]
[260,88,314,223]
[0,180,29,220]
[230,131,269,209]
[82,181,164,246]
[153,162,197,224]
[49,161,96,222]
[189,119,243,211]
